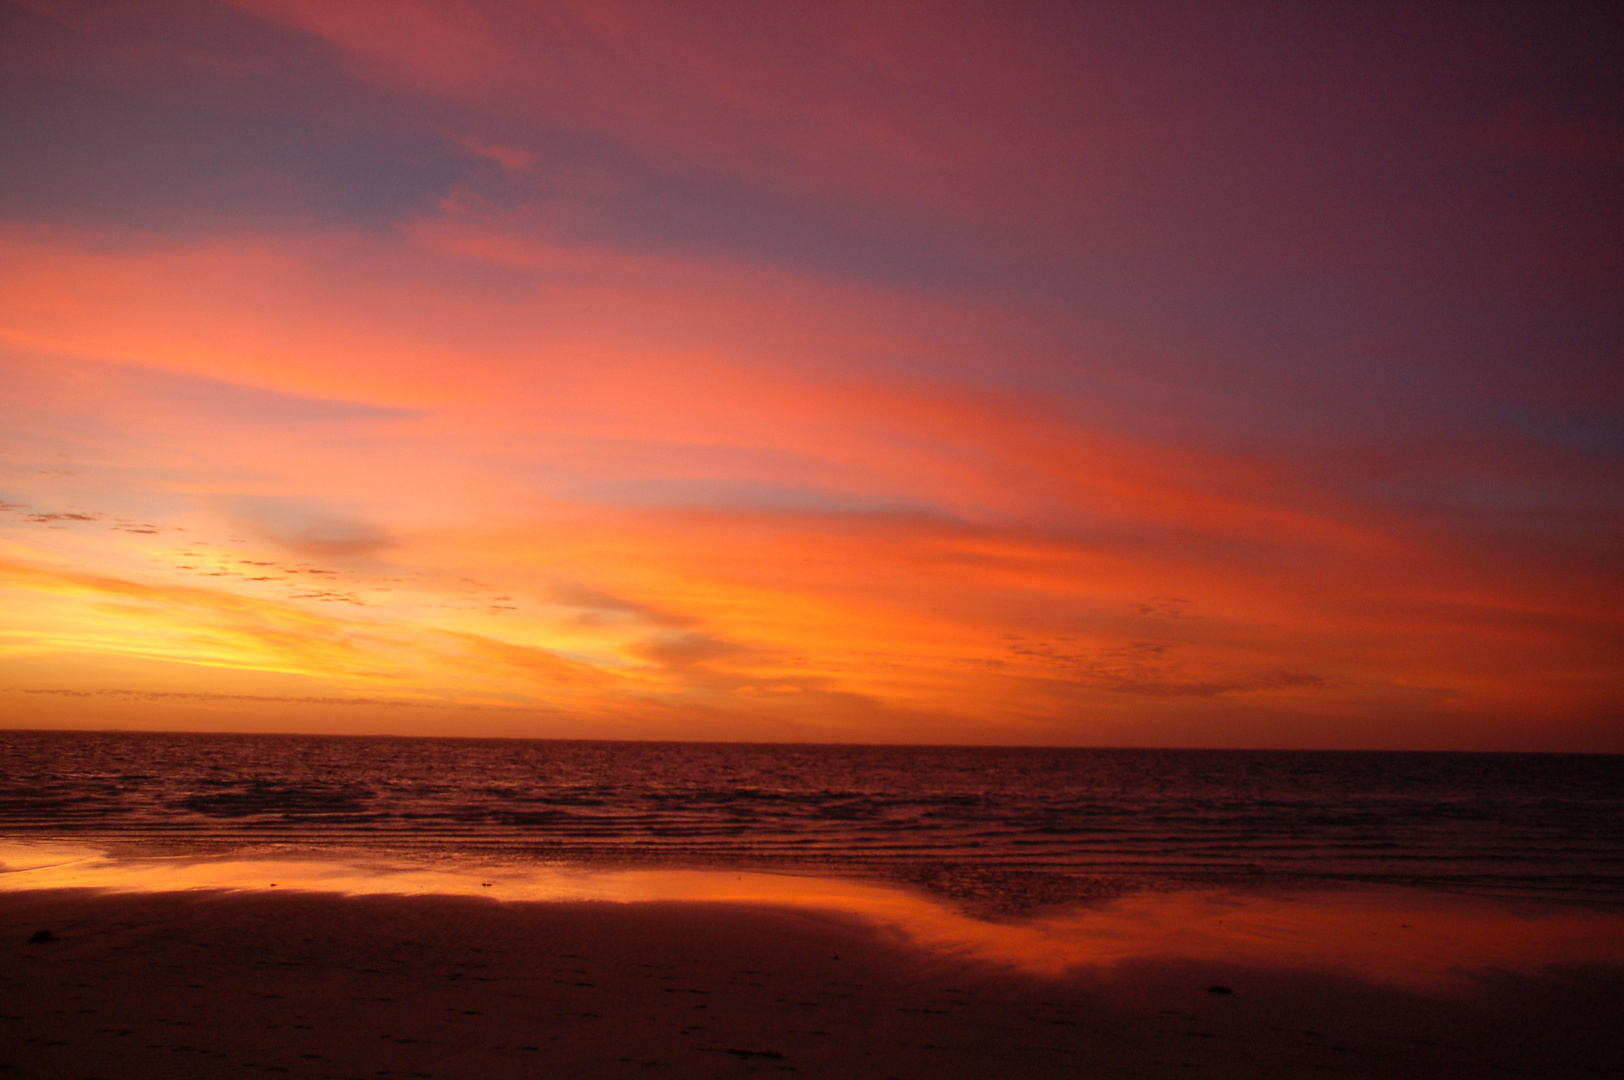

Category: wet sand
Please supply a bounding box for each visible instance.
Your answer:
[3,886,1622,1079]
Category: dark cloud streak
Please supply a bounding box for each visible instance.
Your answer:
[0,0,472,232]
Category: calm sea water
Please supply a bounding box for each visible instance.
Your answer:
[2,731,1620,912]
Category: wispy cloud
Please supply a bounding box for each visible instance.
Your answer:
[213,495,392,558]
[0,2,1619,747]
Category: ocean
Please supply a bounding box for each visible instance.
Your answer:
[2,731,1620,913]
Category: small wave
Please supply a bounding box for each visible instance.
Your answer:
[1,732,1620,910]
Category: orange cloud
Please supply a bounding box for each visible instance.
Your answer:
[2,213,1620,747]
[2,6,1619,748]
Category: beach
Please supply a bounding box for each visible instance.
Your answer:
[5,883,1622,1080]
[3,737,1620,1078]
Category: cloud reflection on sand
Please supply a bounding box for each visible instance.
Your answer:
[7,842,1622,988]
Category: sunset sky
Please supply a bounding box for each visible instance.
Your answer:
[2,1,1620,749]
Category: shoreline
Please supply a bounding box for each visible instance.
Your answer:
[5,843,1624,985]
[4,886,1624,1079]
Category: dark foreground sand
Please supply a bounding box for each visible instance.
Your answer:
[2,888,1621,1079]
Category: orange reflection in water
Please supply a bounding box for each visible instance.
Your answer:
[4,842,1620,987]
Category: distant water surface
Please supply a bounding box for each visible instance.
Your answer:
[2,732,1620,912]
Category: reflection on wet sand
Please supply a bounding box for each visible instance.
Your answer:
[5,841,1621,987]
